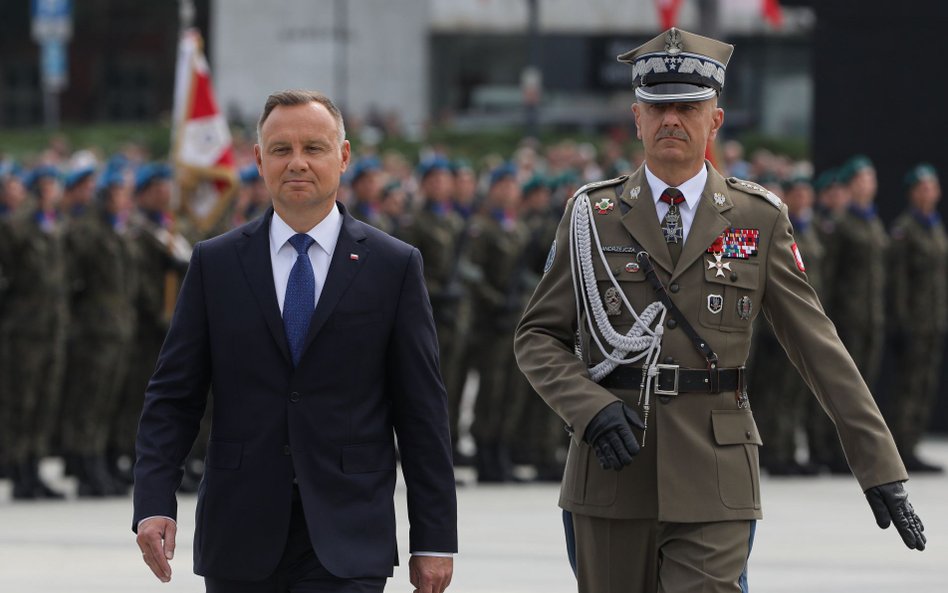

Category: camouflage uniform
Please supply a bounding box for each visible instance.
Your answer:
[467,209,531,481]
[888,209,948,467]
[400,202,468,448]
[61,205,137,493]
[0,207,68,497]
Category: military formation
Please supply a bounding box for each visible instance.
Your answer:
[0,135,945,502]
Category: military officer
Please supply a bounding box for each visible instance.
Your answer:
[0,166,68,499]
[515,28,925,593]
[469,164,531,482]
[61,165,138,497]
[887,163,947,473]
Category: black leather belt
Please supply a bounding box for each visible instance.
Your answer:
[599,364,745,395]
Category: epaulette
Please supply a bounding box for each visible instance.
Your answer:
[726,177,782,209]
[572,175,629,199]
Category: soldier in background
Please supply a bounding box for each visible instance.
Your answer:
[0,163,27,218]
[0,166,68,499]
[468,164,531,482]
[827,156,888,399]
[452,159,480,221]
[112,164,192,484]
[400,157,468,453]
[347,157,392,233]
[229,164,271,228]
[888,163,947,473]
[61,163,98,220]
[61,165,138,497]
[513,175,567,480]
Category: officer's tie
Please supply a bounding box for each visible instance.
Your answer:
[659,187,685,266]
[284,233,316,366]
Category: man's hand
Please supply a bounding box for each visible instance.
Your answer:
[583,401,645,471]
[136,517,177,582]
[865,481,926,551]
[409,555,453,593]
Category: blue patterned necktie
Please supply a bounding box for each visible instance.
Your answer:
[284,233,316,365]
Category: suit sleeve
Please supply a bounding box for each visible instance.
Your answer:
[132,242,212,531]
[388,248,458,554]
[761,206,907,491]
[514,198,620,441]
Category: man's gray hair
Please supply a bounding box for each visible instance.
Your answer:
[256,89,346,146]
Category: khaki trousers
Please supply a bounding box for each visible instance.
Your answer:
[570,512,755,593]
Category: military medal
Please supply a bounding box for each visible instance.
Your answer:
[594,198,615,214]
[713,192,726,206]
[661,208,683,244]
[630,186,641,200]
[707,294,723,314]
[707,253,731,278]
[707,228,759,259]
[604,287,622,316]
[737,296,752,319]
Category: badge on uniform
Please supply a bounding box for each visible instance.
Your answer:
[624,261,640,273]
[630,186,641,200]
[707,294,723,314]
[707,228,759,259]
[713,192,726,206]
[790,242,806,272]
[544,239,556,274]
[707,253,732,278]
[737,296,753,320]
[594,198,615,215]
[604,287,622,316]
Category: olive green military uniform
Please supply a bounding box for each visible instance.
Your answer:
[748,216,826,473]
[116,209,191,465]
[62,207,137,470]
[0,207,67,492]
[515,166,907,592]
[400,204,468,447]
[468,210,531,481]
[824,207,888,388]
[515,208,568,477]
[887,210,948,460]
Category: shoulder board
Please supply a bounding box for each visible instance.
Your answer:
[726,177,782,209]
[573,175,629,199]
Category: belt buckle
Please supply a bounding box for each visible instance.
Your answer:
[653,364,679,396]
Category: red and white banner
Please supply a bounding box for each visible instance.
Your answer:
[172,28,237,236]
[762,0,783,27]
[656,0,684,29]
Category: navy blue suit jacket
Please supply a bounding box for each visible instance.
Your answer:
[133,204,458,580]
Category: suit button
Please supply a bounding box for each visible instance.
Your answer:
[290,392,300,402]
[669,283,680,293]
[667,319,678,329]
[283,445,291,455]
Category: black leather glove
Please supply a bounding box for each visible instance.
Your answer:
[583,402,645,471]
[865,481,926,551]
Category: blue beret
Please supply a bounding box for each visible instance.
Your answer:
[348,157,381,183]
[417,156,452,179]
[24,165,61,191]
[489,163,517,187]
[904,163,939,188]
[134,163,173,193]
[239,164,261,184]
[64,166,97,190]
[0,160,23,180]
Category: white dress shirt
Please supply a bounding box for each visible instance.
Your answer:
[270,204,342,313]
[646,162,708,244]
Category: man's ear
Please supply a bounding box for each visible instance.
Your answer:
[631,103,643,140]
[709,107,724,141]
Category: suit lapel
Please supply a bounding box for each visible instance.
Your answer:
[300,203,369,356]
[672,166,733,283]
[619,166,674,274]
[236,208,292,364]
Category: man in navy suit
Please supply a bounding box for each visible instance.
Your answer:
[134,90,457,593]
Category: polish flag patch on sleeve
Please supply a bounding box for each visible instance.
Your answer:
[791,242,806,272]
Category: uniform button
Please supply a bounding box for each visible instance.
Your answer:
[667,319,678,329]
[730,272,739,282]
[669,283,680,293]
[745,431,752,439]
[290,391,300,402]
[283,445,291,455]
[663,356,675,364]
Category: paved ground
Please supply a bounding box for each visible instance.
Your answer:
[1,439,945,593]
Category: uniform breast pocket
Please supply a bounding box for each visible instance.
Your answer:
[698,259,759,332]
[593,253,651,328]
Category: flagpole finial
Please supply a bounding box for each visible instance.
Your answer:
[179,0,195,31]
